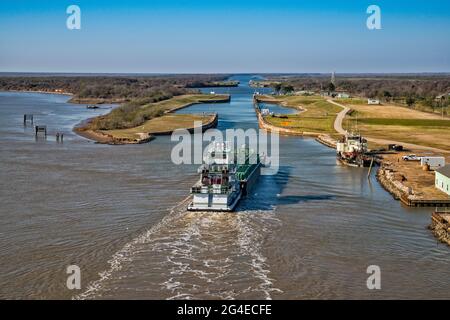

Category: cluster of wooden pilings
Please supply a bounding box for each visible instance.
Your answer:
[24,114,64,142]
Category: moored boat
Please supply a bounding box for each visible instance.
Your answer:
[336,132,371,167]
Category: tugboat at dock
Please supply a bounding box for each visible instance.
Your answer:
[188,142,261,212]
[336,132,371,167]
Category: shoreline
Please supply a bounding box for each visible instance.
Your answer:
[73,126,155,145]
[430,211,450,246]
[165,95,231,113]
[3,89,128,105]
[376,156,450,207]
[253,96,323,137]
[73,94,228,145]
[74,113,218,144]
[255,95,449,207]
[150,113,219,136]
[5,89,73,96]
[11,90,450,206]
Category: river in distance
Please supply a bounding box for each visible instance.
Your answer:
[0,75,449,300]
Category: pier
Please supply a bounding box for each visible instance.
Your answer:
[400,195,450,207]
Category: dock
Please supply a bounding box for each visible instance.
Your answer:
[401,196,450,207]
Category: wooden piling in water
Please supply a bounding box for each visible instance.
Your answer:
[367,157,375,178]
[55,132,64,142]
[24,114,34,125]
[35,125,47,137]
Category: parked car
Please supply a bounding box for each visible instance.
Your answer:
[402,154,421,161]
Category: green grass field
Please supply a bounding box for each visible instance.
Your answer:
[335,98,366,105]
[258,95,342,135]
[338,98,450,150]
[89,94,229,131]
[356,118,450,127]
[104,114,215,140]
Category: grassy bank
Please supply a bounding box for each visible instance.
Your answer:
[257,95,342,135]
[257,74,450,116]
[77,94,228,144]
[341,101,450,150]
[104,114,216,140]
[87,94,228,131]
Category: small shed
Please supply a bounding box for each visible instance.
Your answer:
[435,165,450,196]
[337,93,350,99]
[368,99,380,105]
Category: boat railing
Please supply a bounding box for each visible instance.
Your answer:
[191,185,231,194]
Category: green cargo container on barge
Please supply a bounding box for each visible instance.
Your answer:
[188,143,262,212]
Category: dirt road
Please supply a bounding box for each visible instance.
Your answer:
[327,99,450,154]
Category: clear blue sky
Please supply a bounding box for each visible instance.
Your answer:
[1,0,449,73]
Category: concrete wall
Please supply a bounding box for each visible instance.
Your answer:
[436,172,450,196]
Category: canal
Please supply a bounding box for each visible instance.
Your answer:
[0,76,449,299]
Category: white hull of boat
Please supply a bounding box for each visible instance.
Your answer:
[187,192,242,212]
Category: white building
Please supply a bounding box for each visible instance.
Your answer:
[435,165,450,196]
[337,93,350,99]
[368,99,380,105]
[295,90,315,96]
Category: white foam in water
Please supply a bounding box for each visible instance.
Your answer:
[73,197,193,300]
[235,210,284,300]
[75,196,283,300]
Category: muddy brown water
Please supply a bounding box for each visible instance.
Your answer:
[1,76,449,299]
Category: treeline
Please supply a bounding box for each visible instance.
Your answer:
[267,74,450,112]
[89,101,166,130]
[0,74,229,103]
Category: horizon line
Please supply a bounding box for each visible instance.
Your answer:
[1,71,450,76]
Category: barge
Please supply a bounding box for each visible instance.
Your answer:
[188,142,261,212]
